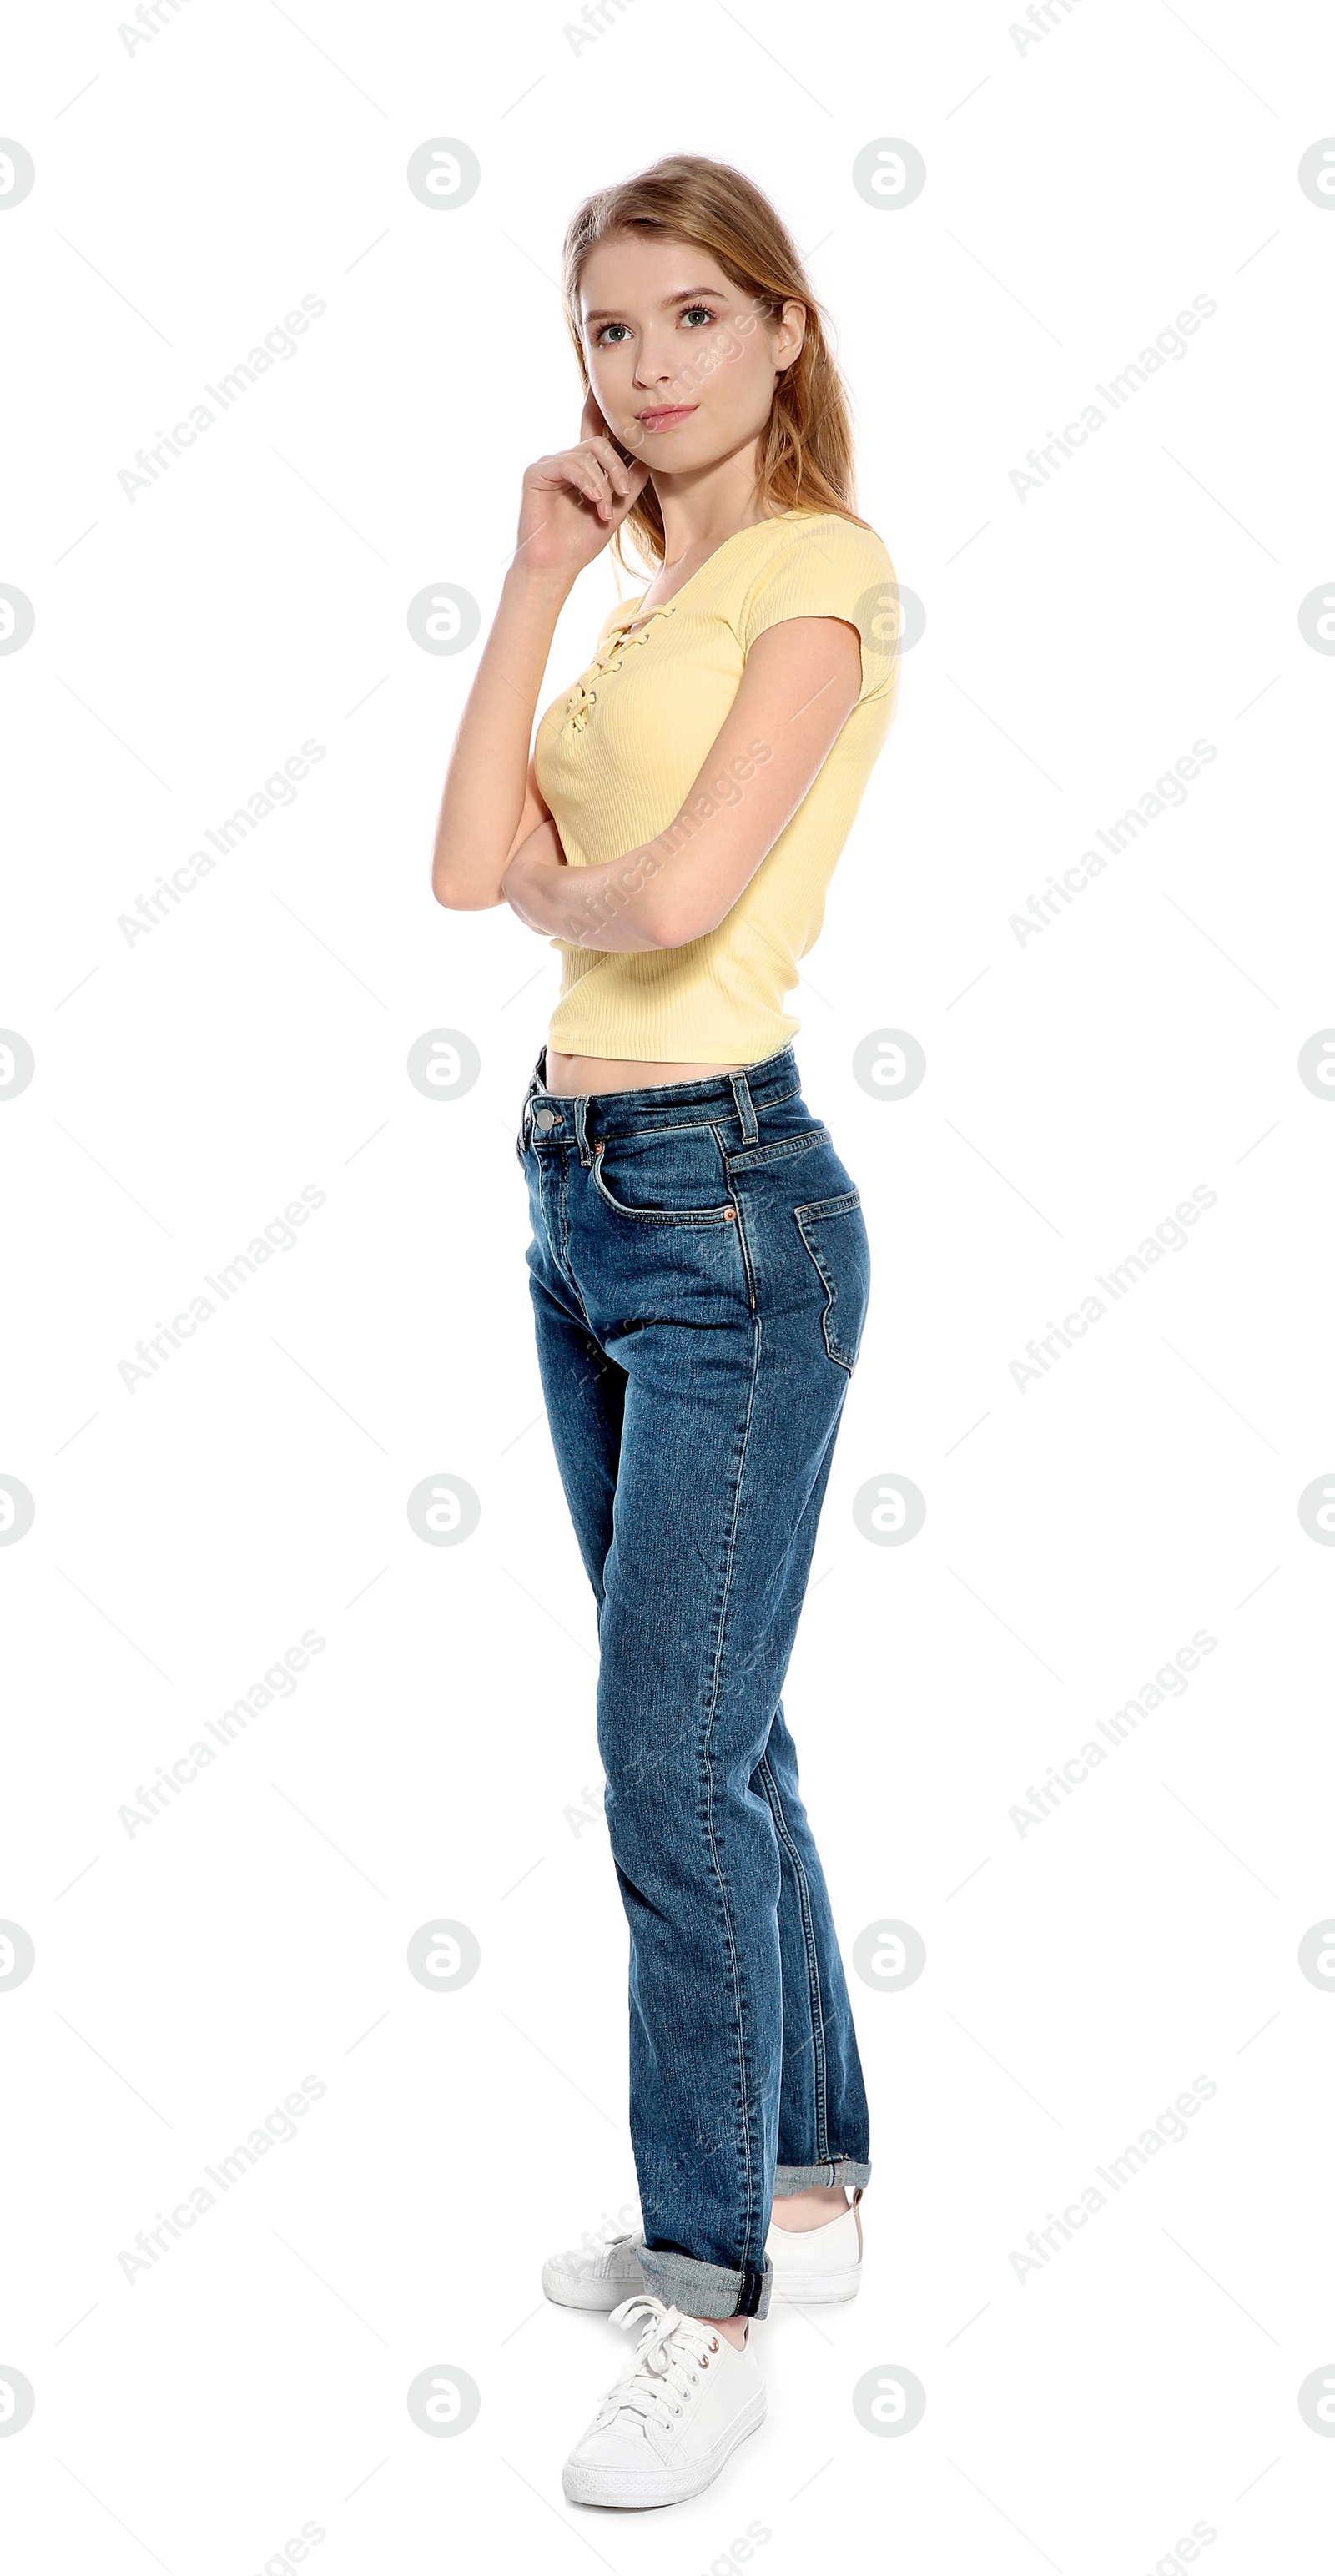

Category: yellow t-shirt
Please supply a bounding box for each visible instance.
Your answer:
[533,510,899,1063]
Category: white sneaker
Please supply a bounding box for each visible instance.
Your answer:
[562,2295,765,2508]
[768,2192,864,2305]
[543,2191,863,2313]
[542,2228,646,2311]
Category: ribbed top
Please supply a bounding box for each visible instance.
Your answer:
[533,511,899,1062]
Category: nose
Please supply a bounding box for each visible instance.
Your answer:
[633,345,678,390]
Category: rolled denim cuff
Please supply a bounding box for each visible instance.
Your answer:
[636,2243,773,2322]
[774,2156,872,2193]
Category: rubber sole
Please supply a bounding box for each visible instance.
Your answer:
[562,2392,766,2508]
[771,2266,861,2306]
[543,2257,861,2311]
[542,2263,644,2311]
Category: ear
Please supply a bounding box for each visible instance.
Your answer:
[772,297,808,375]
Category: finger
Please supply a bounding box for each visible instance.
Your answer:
[576,452,615,516]
[587,437,638,497]
[579,382,609,442]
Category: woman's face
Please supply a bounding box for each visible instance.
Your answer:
[579,231,804,473]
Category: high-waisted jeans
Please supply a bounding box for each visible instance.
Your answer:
[516,1040,872,2321]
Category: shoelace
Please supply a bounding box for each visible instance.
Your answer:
[588,2296,722,2434]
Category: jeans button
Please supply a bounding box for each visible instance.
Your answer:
[535,1108,558,1132]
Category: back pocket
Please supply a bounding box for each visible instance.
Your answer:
[793,1190,870,1372]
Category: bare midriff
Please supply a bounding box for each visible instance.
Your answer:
[543,1049,750,1097]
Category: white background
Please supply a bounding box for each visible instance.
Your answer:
[3,3,1334,2569]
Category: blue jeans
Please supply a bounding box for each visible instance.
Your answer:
[517,1041,872,2321]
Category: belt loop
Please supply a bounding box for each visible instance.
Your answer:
[729,1069,758,1144]
[573,1095,593,1166]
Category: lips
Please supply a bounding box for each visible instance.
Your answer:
[637,405,699,430]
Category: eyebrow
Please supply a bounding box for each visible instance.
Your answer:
[583,288,725,323]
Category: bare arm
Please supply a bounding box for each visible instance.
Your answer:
[500,615,864,951]
[431,387,648,909]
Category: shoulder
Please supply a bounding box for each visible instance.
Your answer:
[751,511,893,581]
[734,514,899,698]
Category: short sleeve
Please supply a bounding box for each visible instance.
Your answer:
[737,518,899,704]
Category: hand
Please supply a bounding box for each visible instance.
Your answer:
[513,386,651,580]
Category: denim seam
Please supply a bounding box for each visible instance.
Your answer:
[756,1751,830,2165]
[725,1127,830,1175]
[697,1306,765,2290]
[793,1193,862,1372]
[589,1153,737,1226]
[553,1159,595,1330]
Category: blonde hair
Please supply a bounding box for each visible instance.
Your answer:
[560,153,872,574]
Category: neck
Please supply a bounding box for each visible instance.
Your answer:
[651,444,772,568]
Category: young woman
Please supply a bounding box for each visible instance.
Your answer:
[433,153,899,2510]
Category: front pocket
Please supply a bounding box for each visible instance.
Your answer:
[793,1190,870,1371]
[590,1125,738,1225]
[726,1124,831,1175]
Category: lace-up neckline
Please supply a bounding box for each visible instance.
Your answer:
[562,600,678,735]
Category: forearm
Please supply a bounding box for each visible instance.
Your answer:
[431,564,572,907]
[502,818,688,952]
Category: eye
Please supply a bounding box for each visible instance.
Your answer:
[594,321,632,345]
[681,304,718,328]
